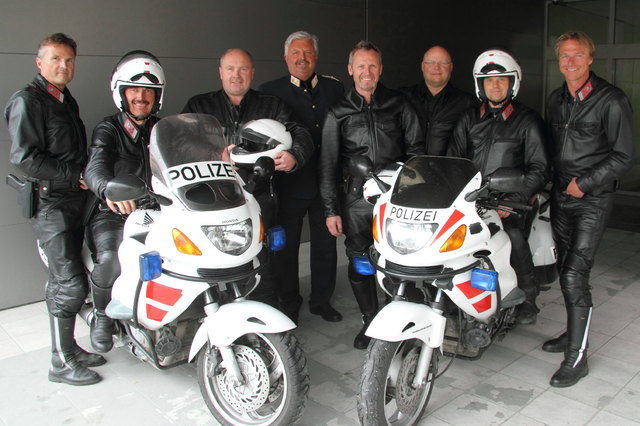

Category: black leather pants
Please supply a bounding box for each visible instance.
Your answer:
[273,194,337,311]
[87,209,126,310]
[503,214,537,302]
[343,194,378,316]
[551,191,612,307]
[33,191,89,318]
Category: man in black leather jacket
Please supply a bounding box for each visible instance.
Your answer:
[399,45,476,155]
[5,33,104,386]
[259,31,344,324]
[543,31,634,388]
[319,41,425,349]
[448,49,548,326]
[84,51,165,354]
[182,48,313,306]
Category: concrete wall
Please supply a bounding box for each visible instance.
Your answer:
[0,0,545,309]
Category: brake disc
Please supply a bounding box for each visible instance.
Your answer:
[396,346,424,413]
[216,345,270,413]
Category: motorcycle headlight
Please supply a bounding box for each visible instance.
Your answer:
[202,219,253,255]
[385,218,437,254]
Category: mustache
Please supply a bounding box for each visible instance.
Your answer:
[295,59,310,65]
[131,100,150,105]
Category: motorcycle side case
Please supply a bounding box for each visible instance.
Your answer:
[188,300,296,361]
[365,301,446,348]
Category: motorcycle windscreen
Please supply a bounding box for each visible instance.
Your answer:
[390,156,478,209]
[148,113,245,211]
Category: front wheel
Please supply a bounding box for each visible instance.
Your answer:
[358,339,437,426]
[197,332,309,426]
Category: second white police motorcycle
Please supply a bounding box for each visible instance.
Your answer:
[79,114,307,425]
[351,155,556,425]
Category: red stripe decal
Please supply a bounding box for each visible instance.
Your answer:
[379,202,387,235]
[432,209,464,243]
[472,294,493,313]
[146,280,182,306]
[146,304,168,322]
[456,280,485,299]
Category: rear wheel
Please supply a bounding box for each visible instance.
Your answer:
[197,332,308,425]
[358,339,436,425]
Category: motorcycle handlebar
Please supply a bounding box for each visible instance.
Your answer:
[480,199,534,213]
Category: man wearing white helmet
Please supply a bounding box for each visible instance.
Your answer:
[182,48,313,307]
[448,49,548,325]
[6,33,103,386]
[84,50,166,353]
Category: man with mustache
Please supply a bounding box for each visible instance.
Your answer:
[182,48,313,307]
[399,45,476,155]
[84,51,166,354]
[319,41,425,349]
[5,33,104,385]
[259,31,344,324]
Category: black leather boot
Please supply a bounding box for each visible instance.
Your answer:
[49,316,102,386]
[550,306,591,387]
[51,343,107,368]
[516,272,539,325]
[90,284,115,353]
[354,314,375,350]
[542,331,567,353]
[349,270,378,350]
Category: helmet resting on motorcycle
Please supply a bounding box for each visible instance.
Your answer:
[473,49,521,104]
[231,119,293,165]
[111,50,165,119]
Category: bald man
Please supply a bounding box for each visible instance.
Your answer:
[399,46,476,155]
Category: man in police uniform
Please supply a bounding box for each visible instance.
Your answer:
[399,46,476,155]
[259,31,344,324]
[5,33,104,386]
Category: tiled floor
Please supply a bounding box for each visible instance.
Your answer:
[1,228,640,425]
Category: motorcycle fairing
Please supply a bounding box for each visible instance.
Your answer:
[365,301,446,348]
[188,301,296,361]
[371,156,519,322]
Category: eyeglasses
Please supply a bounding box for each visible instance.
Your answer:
[424,61,452,67]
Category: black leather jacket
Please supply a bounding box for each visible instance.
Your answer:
[449,100,548,201]
[399,83,476,155]
[5,74,87,182]
[85,112,158,202]
[546,72,634,195]
[182,88,313,171]
[319,84,426,217]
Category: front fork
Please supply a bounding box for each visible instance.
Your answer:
[202,285,245,386]
[408,285,445,389]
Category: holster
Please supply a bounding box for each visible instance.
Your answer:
[343,175,365,198]
[6,174,36,218]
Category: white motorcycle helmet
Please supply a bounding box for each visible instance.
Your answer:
[111,50,166,119]
[473,49,521,103]
[231,119,293,165]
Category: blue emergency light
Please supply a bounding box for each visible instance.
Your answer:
[353,255,376,276]
[268,226,286,252]
[140,251,162,281]
[470,268,498,291]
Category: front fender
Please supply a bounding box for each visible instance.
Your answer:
[365,301,446,348]
[188,300,295,361]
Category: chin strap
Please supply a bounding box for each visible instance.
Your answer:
[125,112,150,123]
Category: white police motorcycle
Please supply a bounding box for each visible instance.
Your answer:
[352,155,556,425]
[72,114,307,425]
